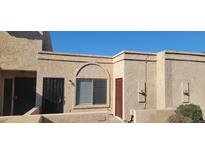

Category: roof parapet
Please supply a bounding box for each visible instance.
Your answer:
[112,50,157,58]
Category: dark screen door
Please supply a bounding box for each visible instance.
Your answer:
[13,78,36,115]
[42,78,64,114]
[115,78,123,118]
[3,79,13,116]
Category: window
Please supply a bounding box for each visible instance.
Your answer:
[76,79,107,105]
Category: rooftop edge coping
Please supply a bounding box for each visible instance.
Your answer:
[38,50,205,59]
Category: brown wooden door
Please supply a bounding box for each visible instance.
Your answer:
[115,78,123,118]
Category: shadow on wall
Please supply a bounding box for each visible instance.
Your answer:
[7,31,43,40]
[36,92,42,113]
[7,31,52,51]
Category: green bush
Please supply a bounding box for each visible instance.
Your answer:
[168,114,193,123]
[175,104,203,123]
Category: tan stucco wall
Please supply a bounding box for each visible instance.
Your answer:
[112,51,205,120]
[0,31,52,71]
[163,51,205,109]
[156,51,166,109]
[36,51,113,113]
[2,31,205,122]
[133,109,175,123]
[0,111,122,123]
[0,32,42,71]
[122,53,157,120]
[36,50,205,121]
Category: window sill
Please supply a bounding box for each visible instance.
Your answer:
[73,104,109,109]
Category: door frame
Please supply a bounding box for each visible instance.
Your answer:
[115,78,123,119]
[42,77,65,114]
[2,78,14,116]
[0,71,37,116]
[2,77,36,116]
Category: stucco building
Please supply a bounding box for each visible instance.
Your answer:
[0,31,205,122]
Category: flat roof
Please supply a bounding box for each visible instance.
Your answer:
[39,51,113,59]
[39,50,205,59]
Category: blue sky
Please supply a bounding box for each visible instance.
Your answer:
[50,31,205,56]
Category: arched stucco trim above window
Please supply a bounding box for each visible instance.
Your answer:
[74,62,110,79]
[72,63,111,110]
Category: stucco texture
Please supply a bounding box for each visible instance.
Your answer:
[164,52,205,109]
[0,31,52,71]
[2,31,205,122]
[36,52,113,113]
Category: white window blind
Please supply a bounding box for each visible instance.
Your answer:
[76,79,92,105]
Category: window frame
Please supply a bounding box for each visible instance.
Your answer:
[74,78,109,109]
